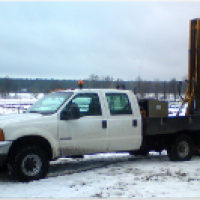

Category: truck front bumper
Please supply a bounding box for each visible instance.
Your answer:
[0,141,12,166]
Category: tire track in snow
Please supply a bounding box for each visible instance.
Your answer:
[48,154,133,177]
[47,154,168,177]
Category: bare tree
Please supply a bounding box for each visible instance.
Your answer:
[103,75,114,88]
[169,78,177,100]
[88,74,99,88]
[0,76,12,97]
[135,76,145,99]
[153,79,160,100]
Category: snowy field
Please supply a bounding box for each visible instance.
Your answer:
[0,93,196,198]
[1,152,200,198]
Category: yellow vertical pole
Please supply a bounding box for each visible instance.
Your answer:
[186,18,200,115]
[195,19,200,112]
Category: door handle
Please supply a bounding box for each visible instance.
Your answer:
[133,119,137,127]
[102,120,107,129]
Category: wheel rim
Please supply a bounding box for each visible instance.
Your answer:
[21,154,42,177]
[177,141,190,158]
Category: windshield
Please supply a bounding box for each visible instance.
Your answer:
[26,92,73,114]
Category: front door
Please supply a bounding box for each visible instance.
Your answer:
[58,93,108,156]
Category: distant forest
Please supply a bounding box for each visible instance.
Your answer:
[0,75,188,99]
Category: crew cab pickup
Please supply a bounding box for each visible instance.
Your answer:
[0,89,200,181]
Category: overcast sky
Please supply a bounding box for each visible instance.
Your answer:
[0,1,200,81]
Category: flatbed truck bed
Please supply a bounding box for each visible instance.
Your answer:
[143,116,200,136]
[139,116,200,158]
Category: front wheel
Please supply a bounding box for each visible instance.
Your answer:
[8,146,49,182]
[167,135,194,161]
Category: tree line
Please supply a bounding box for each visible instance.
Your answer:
[0,75,187,100]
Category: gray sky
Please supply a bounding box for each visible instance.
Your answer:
[0,1,199,81]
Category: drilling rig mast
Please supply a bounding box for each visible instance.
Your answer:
[181,18,200,116]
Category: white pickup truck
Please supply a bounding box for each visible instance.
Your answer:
[0,89,200,181]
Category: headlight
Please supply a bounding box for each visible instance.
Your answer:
[0,129,5,141]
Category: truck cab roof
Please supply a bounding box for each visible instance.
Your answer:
[56,89,132,94]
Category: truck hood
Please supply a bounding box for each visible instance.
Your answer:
[0,113,43,128]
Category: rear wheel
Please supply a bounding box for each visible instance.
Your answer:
[167,135,194,161]
[8,146,49,182]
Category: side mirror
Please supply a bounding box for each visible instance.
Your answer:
[60,103,80,120]
[70,105,80,119]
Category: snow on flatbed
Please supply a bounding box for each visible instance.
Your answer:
[1,152,200,198]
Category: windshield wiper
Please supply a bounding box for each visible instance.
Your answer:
[28,110,55,115]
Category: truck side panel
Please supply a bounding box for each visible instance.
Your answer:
[143,116,200,136]
[141,116,200,152]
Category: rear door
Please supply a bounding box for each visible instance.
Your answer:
[104,92,142,151]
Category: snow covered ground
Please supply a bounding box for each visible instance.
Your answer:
[1,152,200,198]
[0,93,43,114]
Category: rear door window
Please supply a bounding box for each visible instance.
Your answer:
[106,93,132,115]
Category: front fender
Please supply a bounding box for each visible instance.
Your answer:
[5,126,60,159]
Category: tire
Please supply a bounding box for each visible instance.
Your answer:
[167,135,194,161]
[8,146,49,182]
